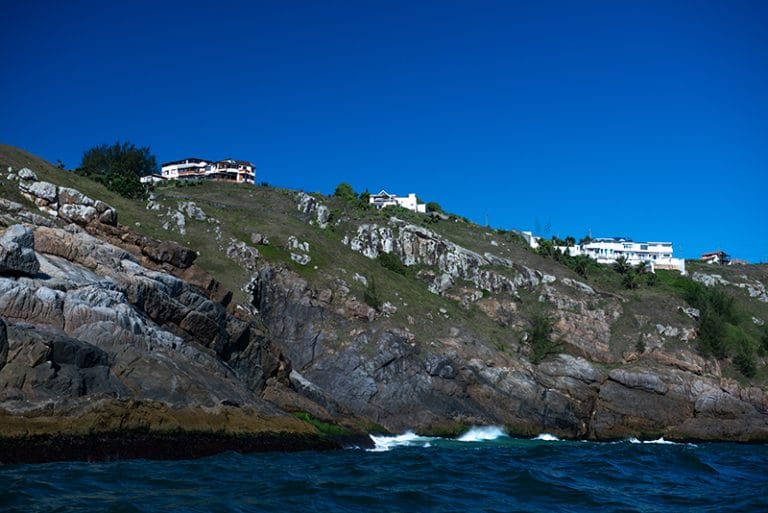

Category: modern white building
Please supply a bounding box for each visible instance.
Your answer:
[369,190,427,213]
[155,158,255,184]
[557,237,686,274]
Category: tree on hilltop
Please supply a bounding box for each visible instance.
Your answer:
[77,141,157,199]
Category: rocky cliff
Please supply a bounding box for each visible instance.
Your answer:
[1,146,767,462]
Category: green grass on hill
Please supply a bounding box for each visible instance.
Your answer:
[2,144,767,381]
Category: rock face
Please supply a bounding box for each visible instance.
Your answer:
[0,225,40,276]
[2,162,767,444]
[248,260,768,441]
[343,219,552,297]
[18,172,118,227]
[0,224,283,415]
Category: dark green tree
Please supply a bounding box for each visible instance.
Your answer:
[612,256,632,275]
[77,141,156,198]
[333,182,357,201]
[526,309,560,364]
[426,201,443,213]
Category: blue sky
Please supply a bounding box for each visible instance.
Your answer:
[1,0,766,262]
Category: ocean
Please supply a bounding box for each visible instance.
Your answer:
[2,427,766,512]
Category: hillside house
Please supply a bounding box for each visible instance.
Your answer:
[369,190,426,213]
[150,158,255,184]
[700,251,729,265]
[551,236,686,274]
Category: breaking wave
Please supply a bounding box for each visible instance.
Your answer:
[368,431,437,452]
[629,437,681,445]
[457,426,507,442]
[532,433,561,441]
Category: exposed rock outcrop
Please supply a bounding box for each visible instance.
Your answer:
[0,225,40,276]
[17,170,118,227]
[0,224,285,417]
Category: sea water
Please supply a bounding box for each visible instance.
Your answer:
[2,427,766,512]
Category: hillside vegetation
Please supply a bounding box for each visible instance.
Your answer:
[2,143,768,442]
[4,144,765,381]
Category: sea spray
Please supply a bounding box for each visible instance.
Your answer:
[368,431,437,452]
[456,426,507,442]
[532,433,561,441]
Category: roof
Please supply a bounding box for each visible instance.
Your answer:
[160,158,209,167]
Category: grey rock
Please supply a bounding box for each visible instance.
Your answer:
[28,181,58,203]
[58,187,94,206]
[291,253,311,265]
[58,204,99,225]
[226,240,260,271]
[608,368,668,394]
[18,168,37,181]
[251,232,269,245]
[287,236,310,253]
[0,225,40,276]
[0,318,7,372]
[179,201,207,221]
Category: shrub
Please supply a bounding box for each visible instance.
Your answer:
[612,256,632,275]
[377,252,407,275]
[735,351,757,378]
[697,311,728,358]
[526,309,560,364]
[363,276,382,310]
[426,201,443,213]
[760,327,768,356]
[333,182,357,201]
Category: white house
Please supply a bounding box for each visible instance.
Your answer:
[156,158,255,184]
[557,237,686,274]
[369,190,427,213]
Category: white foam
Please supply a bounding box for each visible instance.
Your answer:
[457,426,507,442]
[533,433,561,442]
[628,437,678,445]
[368,431,436,452]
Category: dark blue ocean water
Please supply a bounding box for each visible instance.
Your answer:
[1,428,766,513]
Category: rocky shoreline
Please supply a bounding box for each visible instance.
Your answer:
[1,157,767,461]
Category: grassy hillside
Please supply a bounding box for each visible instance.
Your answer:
[2,143,767,382]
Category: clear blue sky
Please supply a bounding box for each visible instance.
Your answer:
[2,0,766,262]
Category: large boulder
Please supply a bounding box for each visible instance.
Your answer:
[0,225,40,276]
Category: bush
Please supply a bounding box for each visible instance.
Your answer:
[363,276,382,310]
[77,141,156,199]
[377,252,407,275]
[333,182,357,201]
[735,351,757,378]
[697,311,728,358]
[426,201,443,213]
[526,309,560,364]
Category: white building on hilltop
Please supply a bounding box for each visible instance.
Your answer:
[148,158,255,184]
[558,237,686,274]
[369,190,426,213]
